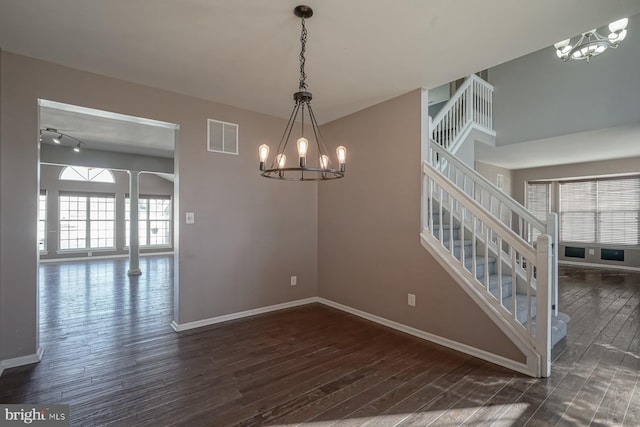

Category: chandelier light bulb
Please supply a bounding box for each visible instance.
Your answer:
[258,144,270,170]
[320,155,329,169]
[259,144,270,162]
[609,29,627,42]
[297,137,308,157]
[556,45,572,58]
[276,153,287,169]
[336,146,346,163]
[297,137,308,167]
[554,39,570,50]
[609,18,628,33]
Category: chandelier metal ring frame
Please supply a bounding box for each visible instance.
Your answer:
[258,5,346,181]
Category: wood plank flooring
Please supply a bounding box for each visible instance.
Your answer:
[1,257,639,426]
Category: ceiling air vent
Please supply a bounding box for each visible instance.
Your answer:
[207,119,238,155]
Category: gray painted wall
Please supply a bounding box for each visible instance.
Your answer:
[318,89,524,362]
[39,164,173,260]
[490,13,640,146]
[475,161,513,197]
[0,52,318,361]
[513,157,640,269]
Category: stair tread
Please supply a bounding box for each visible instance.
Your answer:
[502,294,537,325]
[464,256,496,266]
[486,275,514,299]
[530,312,571,348]
[433,224,460,230]
[443,240,473,248]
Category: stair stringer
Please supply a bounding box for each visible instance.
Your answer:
[420,231,541,377]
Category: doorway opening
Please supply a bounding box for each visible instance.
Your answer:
[37,99,180,352]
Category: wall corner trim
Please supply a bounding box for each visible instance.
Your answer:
[0,347,44,377]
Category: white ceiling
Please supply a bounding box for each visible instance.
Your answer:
[475,122,640,170]
[39,102,176,158]
[3,0,640,125]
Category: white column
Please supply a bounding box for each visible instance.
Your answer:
[128,170,142,276]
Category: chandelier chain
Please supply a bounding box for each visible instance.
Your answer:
[299,17,308,91]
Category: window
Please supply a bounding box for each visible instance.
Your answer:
[60,166,115,183]
[560,176,640,245]
[38,191,47,252]
[526,182,551,241]
[125,196,171,247]
[59,193,115,250]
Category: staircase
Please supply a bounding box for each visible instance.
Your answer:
[421,75,568,378]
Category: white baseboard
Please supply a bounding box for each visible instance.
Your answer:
[559,260,640,273]
[170,297,319,332]
[316,297,534,377]
[169,295,533,377]
[0,347,44,377]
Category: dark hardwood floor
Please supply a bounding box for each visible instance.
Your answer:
[1,256,639,426]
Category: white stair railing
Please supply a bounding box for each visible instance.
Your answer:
[422,75,559,377]
[431,75,494,153]
[421,156,553,377]
[428,141,559,315]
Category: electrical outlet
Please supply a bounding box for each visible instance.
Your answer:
[588,249,595,255]
[408,294,416,307]
[290,276,297,286]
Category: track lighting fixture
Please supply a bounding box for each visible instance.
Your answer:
[40,128,86,152]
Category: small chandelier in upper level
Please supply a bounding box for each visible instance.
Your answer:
[554,18,628,62]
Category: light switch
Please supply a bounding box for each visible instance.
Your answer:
[186,212,195,224]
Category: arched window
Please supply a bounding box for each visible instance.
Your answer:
[59,166,115,183]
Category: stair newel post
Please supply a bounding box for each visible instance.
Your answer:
[546,212,559,316]
[536,233,552,378]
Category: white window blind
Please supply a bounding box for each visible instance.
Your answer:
[560,177,640,245]
[598,178,640,245]
[526,183,550,221]
[526,182,550,241]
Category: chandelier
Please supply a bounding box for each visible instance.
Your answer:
[258,5,346,181]
[554,18,628,62]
